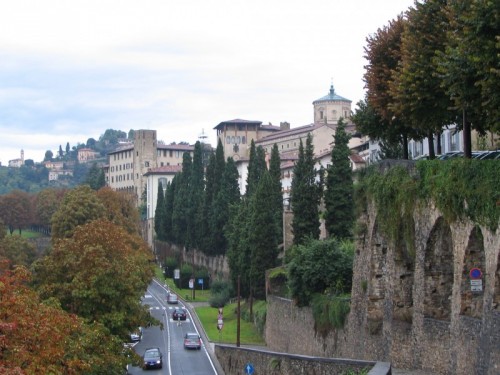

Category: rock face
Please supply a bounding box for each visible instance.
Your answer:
[266,200,499,375]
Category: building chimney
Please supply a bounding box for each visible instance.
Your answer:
[280,122,290,130]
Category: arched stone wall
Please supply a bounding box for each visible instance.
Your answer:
[460,226,485,318]
[424,217,454,320]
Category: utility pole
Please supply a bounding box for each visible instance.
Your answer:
[237,275,241,347]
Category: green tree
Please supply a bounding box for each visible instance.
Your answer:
[33,219,154,337]
[390,0,455,159]
[210,157,240,256]
[269,143,283,242]
[290,134,322,245]
[248,171,280,299]
[226,198,252,298]
[436,0,499,155]
[65,142,70,155]
[44,150,53,161]
[164,179,175,242]
[85,162,106,190]
[154,181,167,241]
[287,238,354,307]
[187,141,205,250]
[51,185,106,239]
[171,153,191,246]
[324,119,354,240]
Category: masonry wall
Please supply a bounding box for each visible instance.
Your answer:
[214,344,378,375]
[266,200,500,375]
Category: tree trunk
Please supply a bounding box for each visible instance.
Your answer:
[436,132,442,155]
[402,134,409,159]
[428,131,435,159]
[463,109,472,158]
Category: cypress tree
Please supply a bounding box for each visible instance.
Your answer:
[154,182,166,240]
[187,141,205,250]
[324,118,354,240]
[248,170,280,299]
[269,143,283,242]
[290,133,322,245]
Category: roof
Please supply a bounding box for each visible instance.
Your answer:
[144,165,183,176]
[255,123,319,143]
[313,84,351,104]
[213,119,281,133]
[157,143,194,151]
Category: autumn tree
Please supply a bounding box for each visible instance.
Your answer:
[363,15,419,159]
[0,263,130,374]
[0,235,37,268]
[34,188,65,232]
[0,190,34,234]
[51,185,106,239]
[33,219,155,338]
[96,186,141,235]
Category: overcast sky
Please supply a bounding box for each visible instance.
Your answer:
[0,0,415,165]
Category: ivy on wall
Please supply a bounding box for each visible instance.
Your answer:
[355,160,500,248]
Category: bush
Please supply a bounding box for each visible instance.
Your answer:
[287,237,354,307]
[163,257,178,278]
[208,280,234,308]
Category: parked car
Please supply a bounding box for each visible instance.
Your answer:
[183,332,202,350]
[142,347,163,369]
[172,308,187,321]
[130,327,143,342]
[167,292,178,304]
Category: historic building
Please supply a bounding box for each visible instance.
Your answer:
[106,129,194,204]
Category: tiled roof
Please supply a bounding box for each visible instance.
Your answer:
[256,123,319,143]
[144,165,183,175]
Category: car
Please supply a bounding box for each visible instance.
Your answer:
[130,327,143,342]
[172,307,187,321]
[183,332,202,350]
[142,347,163,369]
[167,292,178,304]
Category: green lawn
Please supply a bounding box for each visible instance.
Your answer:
[3,229,44,239]
[195,303,265,346]
[155,266,265,345]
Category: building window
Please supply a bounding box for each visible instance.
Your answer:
[320,111,323,119]
[226,136,231,144]
[145,161,149,167]
[242,136,246,144]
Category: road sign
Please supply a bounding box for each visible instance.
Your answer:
[198,278,204,285]
[217,318,223,330]
[244,363,254,374]
[174,269,180,279]
[471,279,483,292]
[189,279,194,289]
[469,268,482,279]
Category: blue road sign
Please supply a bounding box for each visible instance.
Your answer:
[470,268,482,279]
[245,363,254,374]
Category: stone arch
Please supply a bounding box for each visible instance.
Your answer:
[495,251,500,312]
[460,226,485,318]
[393,218,415,323]
[367,219,387,334]
[423,217,453,320]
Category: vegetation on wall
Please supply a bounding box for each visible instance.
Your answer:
[356,160,500,248]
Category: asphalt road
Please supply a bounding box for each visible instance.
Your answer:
[126,280,219,375]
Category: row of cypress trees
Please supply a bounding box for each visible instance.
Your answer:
[154,119,354,300]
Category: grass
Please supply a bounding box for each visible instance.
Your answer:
[4,229,44,239]
[195,302,266,345]
[155,266,265,345]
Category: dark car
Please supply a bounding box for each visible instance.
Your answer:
[172,308,187,321]
[183,332,202,350]
[142,347,163,369]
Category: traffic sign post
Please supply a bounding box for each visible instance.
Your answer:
[244,363,254,375]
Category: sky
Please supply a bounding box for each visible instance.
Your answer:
[0,0,415,165]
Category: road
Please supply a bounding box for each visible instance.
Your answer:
[126,280,219,375]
